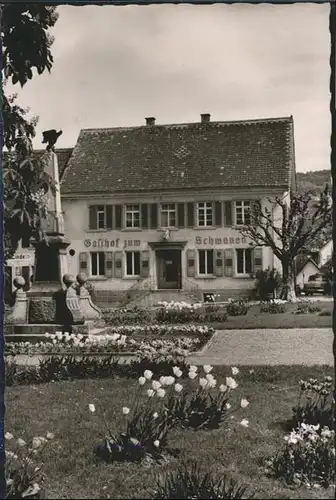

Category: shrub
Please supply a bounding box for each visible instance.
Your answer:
[265,424,335,488]
[290,376,334,429]
[5,360,40,387]
[226,299,249,317]
[295,303,322,315]
[151,461,254,499]
[253,267,282,301]
[5,431,55,499]
[259,302,286,314]
[166,365,249,431]
[28,299,56,324]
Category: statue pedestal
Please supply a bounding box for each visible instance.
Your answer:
[29,235,70,295]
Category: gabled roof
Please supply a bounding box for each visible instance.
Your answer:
[296,256,320,275]
[61,116,295,194]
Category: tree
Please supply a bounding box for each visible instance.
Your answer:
[239,187,332,301]
[1,4,59,261]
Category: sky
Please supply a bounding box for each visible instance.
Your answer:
[9,3,331,173]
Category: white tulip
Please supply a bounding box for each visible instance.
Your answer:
[226,377,238,389]
[225,403,232,410]
[152,380,161,391]
[188,371,197,380]
[205,373,215,382]
[147,389,155,397]
[17,438,26,447]
[153,440,160,447]
[165,376,175,386]
[159,376,167,386]
[156,388,166,398]
[88,404,96,413]
[199,378,208,388]
[138,376,146,386]
[240,398,249,408]
[208,379,217,388]
[231,367,239,376]
[172,366,183,378]
[122,407,130,415]
[174,383,183,393]
[240,419,249,428]
[5,432,14,440]
[189,365,198,372]
[219,384,227,393]
[203,365,213,374]
[144,370,153,380]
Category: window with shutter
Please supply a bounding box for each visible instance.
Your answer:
[215,250,224,277]
[224,249,234,277]
[198,250,214,275]
[150,204,158,229]
[141,204,149,229]
[79,252,89,273]
[114,251,123,278]
[115,205,123,229]
[105,252,114,278]
[215,201,222,227]
[224,201,233,227]
[186,249,196,277]
[186,203,195,227]
[140,250,150,278]
[89,206,98,230]
[253,247,263,273]
[106,205,113,230]
[177,203,185,228]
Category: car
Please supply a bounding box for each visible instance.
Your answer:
[303,274,329,296]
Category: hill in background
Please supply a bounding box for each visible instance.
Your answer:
[296,169,331,194]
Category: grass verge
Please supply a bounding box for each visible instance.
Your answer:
[5,365,334,499]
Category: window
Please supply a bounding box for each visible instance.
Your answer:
[235,201,251,225]
[125,204,140,228]
[91,252,105,276]
[160,203,176,228]
[236,249,253,275]
[21,234,30,248]
[89,205,113,230]
[197,202,213,227]
[126,251,140,276]
[198,250,214,275]
[97,206,106,229]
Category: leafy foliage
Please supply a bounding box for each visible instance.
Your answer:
[226,299,249,317]
[253,267,281,301]
[290,376,334,429]
[152,461,254,499]
[265,424,335,488]
[259,302,286,314]
[1,4,59,260]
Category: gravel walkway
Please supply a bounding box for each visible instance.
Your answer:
[187,328,334,366]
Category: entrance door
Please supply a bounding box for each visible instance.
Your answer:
[157,250,181,289]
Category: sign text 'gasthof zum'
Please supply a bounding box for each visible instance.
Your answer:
[84,239,141,249]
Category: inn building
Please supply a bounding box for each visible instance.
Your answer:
[59,114,296,305]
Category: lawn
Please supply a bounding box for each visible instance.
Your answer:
[218,301,333,330]
[5,365,334,499]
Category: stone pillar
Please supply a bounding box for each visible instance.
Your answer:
[6,277,28,324]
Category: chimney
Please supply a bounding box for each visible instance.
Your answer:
[201,113,211,123]
[145,117,156,126]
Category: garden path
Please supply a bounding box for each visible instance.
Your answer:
[187,328,334,366]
